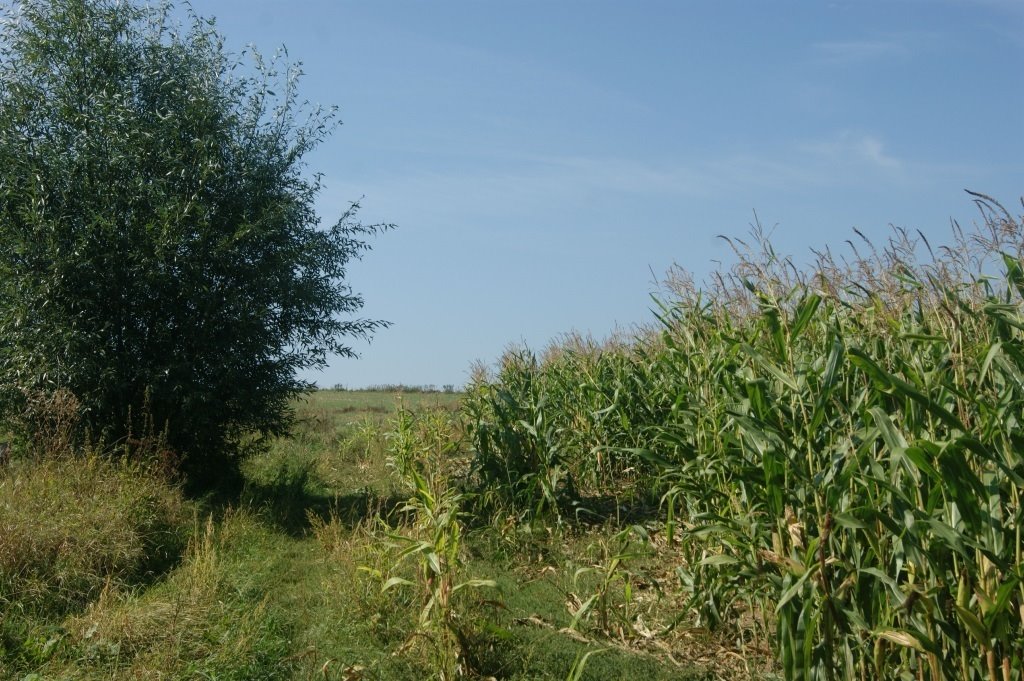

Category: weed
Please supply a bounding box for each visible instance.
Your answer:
[568,525,654,638]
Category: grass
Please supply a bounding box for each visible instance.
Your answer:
[0,454,188,609]
[0,453,190,677]
[40,511,299,679]
[2,389,719,680]
[299,389,462,427]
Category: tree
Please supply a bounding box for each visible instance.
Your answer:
[0,0,389,484]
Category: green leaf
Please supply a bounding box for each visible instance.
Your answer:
[849,348,966,431]
[902,446,940,481]
[699,554,740,567]
[776,564,818,612]
[1003,253,1024,300]
[812,335,845,431]
[453,579,498,592]
[954,605,990,646]
[790,293,822,341]
[876,629,925,652]
[978,341,1001,385]
[381,576,413,592]
[568,594,599,631]
[869,407,908,451]
[985,576,1021,625]
[832,512,867,530]
[739,343,799,392]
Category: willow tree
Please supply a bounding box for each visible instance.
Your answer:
[0,0,389,484]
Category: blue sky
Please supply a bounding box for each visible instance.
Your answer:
[194,0,1023,389]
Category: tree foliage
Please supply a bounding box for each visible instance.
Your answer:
[0,0,389,482]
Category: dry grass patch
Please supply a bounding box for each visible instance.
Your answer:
[0,453,189,617]
[43,509,297,680]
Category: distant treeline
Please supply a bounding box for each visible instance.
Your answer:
[328,383,460,394]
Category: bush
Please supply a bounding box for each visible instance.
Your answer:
[0,0,389,484]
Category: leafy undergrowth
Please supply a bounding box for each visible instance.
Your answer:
[311,502,744,681]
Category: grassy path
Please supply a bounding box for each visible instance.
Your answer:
[7,391,740,680]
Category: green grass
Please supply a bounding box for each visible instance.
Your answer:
[2,390,719,680]
[298,388,462,427]
[0,453,190,677]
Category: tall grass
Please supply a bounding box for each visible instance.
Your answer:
[465,193,1024,679]
[0,452,189,673]
[0,455,188,615]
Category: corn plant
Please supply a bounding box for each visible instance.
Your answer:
[463,350,574,519]
[464,193,1024,679]
[567,525,655,638]
[371,407,496,680]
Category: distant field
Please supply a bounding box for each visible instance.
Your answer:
[298,389,462,426]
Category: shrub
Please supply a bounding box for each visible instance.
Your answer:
[0,0,389,484]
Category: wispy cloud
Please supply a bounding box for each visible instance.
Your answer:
[952,0,1024,15]
[811,38,909,63]
[810,30,940,64]
[952,0,1024,46]
[800,131,903,171]
[323,152,826,227]
[320,132,977,233]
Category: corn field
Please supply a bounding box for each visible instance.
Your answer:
[463,193,1024,680]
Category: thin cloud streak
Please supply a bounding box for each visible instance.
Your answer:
[811,39,909,62]
[799,131,904,171]
[324,133,972,229]
[810,30,941,64]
